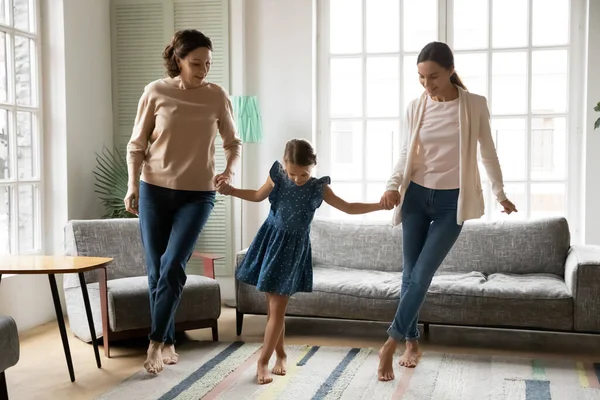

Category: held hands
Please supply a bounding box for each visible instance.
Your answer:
[214,169,233,188]
[500,199,518,214]
[217,181,234,195]
[214,169,234,195]
[380,190,401,210]
[124,185,139,215]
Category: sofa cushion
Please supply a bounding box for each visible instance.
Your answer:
[421,272,573,331]
[0,315,19,372]
[429,272,571,299]
[441,217,570,276]
[64,219,146,289]
[237,266,573,331]
[65,275,221,342]
[310,220,402,273]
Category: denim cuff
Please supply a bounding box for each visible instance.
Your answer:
[386,325,405,343]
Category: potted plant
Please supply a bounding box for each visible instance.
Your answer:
[595,102,600,130]
[93,147,137,218]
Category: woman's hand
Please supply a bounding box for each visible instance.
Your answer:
[500,199,518,214]
[217,182,234,196]
[214,169,233,187]
[124,184,139,215]
[380,190,401,210]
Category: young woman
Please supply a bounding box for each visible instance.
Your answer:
[377,41,517,381]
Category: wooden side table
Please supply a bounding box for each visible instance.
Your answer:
[0,255,113,383]
[191,252,223,279]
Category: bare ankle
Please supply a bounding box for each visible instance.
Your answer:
[275,349,286,358]
[406,339,419,351]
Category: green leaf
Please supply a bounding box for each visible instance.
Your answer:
[595,102,600,112]
[93,146,135,219]
[595,117,600,130]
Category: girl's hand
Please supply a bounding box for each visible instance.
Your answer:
[217,182,234,195]
[500,199,518,214]
[380,190,401,210]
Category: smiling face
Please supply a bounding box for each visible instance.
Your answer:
[284,162,313,186]
[417,60,454,97]
[178,46,212,87]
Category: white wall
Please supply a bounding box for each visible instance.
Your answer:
[0,0,113,332]
[239,0,317,247]
[583,0,600,245]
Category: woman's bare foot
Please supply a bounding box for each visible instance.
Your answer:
[377,338,397,381]
[257,361,273,384]
[272,351,287,376]
[144,341,164,374]
[399,340,420,368]
[162,344,179,365]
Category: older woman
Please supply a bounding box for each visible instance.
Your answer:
[124,29,241,374]
[377,41,517,381]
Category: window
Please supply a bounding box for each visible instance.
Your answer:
[0,0,42,255]
[317,0,581,225]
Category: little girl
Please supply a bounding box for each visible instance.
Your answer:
[217,138,386,385]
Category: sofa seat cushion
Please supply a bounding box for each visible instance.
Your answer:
[0,315,19,372]
[236,265,401,322]
[421,272,573,331]
[237,267,574,330]
[313,265,402,299]
[107,275,221,332]
[429,272,571,299]
[65,275,221,342]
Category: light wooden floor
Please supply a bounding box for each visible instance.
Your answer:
[6,306,600,400]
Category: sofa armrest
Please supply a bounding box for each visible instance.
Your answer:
[565,244,600,333]
[0,315,19,373]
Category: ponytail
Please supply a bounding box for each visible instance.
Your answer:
[162,44,180,78]
[450,72,467,90]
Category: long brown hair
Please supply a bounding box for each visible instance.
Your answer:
[162,30,213,78]
[417,41,467,90]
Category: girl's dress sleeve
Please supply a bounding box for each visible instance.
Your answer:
[268,160,284,205]
[311,176,331,210]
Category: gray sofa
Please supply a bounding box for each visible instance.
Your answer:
[235,217,600,336]
[63,219,222,357]
[0,315,19,400]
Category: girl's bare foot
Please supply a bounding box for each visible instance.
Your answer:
[162,344,179,365]
[144,341,164,374]
[399,339,420,368]
[257,361,273,384]
[272,351,287,376]
[377,338,397,381]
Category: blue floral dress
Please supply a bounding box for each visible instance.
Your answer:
[235,161,331,296]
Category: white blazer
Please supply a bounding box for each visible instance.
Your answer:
[386,86,507,226]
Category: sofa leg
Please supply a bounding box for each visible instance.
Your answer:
[236,309,244,336]
[0,371,9,400]
[424,323,430,337]
[212,320,219,342]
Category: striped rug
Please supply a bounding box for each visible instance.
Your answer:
[97,341,600,399]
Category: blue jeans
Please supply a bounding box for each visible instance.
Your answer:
[138,181,215,344]
[387,181,463,342]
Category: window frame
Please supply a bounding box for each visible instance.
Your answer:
[0,0,43,255]
[316,0,585,241]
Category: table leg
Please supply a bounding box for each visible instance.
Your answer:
[97,267,111,358]
[78,272,101,368]
[48,274,75,383]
